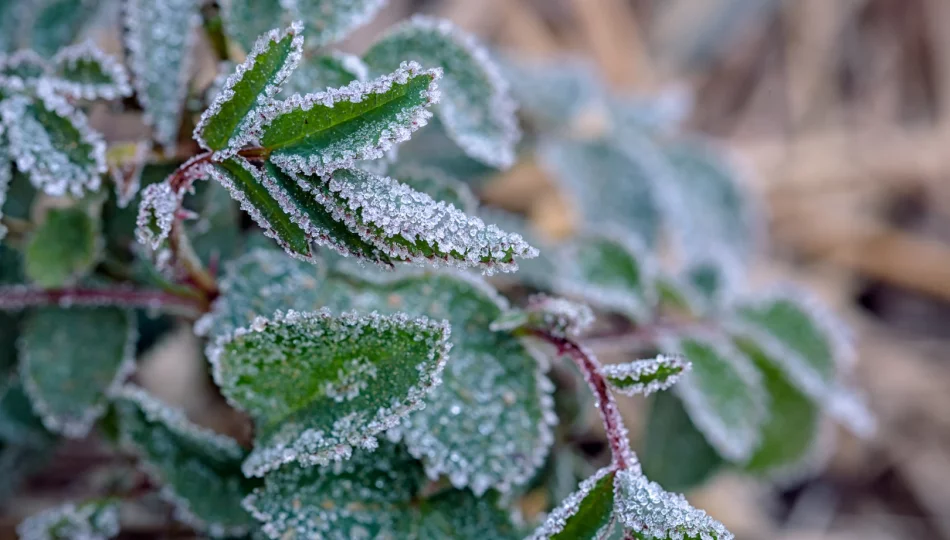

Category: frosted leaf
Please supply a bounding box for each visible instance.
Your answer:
[19,0,100,58]
[48,40,132,100]
[613,469,734,540]
[0,49,50,90]
[25,207,101,288]
[537,136,667,246]
[725,288,875,437]
[110,140,151,209]
[135,181,181,251]
[18,307,135,438]
[364,16,520,169]
[390,163,478,214]
[195,22,304,155]
[17,499,119,540]
[113,386,257,536]
[0,379,55,449]
[208,308,451,477]
[0,139,11,242]
[556,231,655,322]
[527,467,616,540]
[390,116,497,186]
[208,157,314,261]
[293,167,538,274]
[260,61,440,177]
[662,335,767,463]
[491,294,594,339]
[608,86,694,136]
[477,206,560,290]
[603,354,691,397]
[124,0,200,151]
[280,51,368,97]
[499,54,604,131]
[0,83,106,197]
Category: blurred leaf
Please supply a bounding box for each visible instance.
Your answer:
[392,163,477,214]
[499,55,603,132]
[603,354,690,397]
[0,49,50,88]
[391,117,497,186]
[0,441,55,503]
[17,499,119,540]
[492,295,593,339]
[185,180,241,264]
[0,140,10,242]
[219,0,282,54]
[0,379,55,448]
[364,16,520,169]
[49,41,132,100]
[25,207,100,288]
[27,0,100,57]
[19,307,135,437]
[280,52,367,96]
[527,467,616,540]
[2,166,38,221]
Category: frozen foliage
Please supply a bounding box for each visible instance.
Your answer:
[0,83,106,197]
[49,40,132,100]
[207,308,451,477]
[25,207,101,288]
[364,16,521,169]
[280,51,368,97]
[0,49,50,90]
[194,22,304,155]
[392,163,478,214]
[260,61,441,177]
[135,181,181,250]
[113,386,257,536]
[613,469,733,540]
[0,139,10,241]
[603,354,691,397]
[491,294,594,338]
[500,54,603,131]
[110,140,151,208]
[19,307,136,438]
[124,0,200,150]
[527,467,616,540]
[17,499,119,540]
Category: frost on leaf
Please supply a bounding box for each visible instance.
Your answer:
[613,469,734,540]
[208,308,451,477]
[0,140,11,242]
[391,163,477,214]
[49,40,133,100]
[499,54,603,131]
[280,51,368,97]
[209,157,314,262]
[726,288,874,437]
[663,335,767,463]
[17,499,119,540]
[25,207,101,288]
[556,231,655,322]
[109,140,151,208]
[114,386,257,537]
[0,379,56,449]
[491,294,594,339]
[259,61,440,177]
[603,354,691,397]
[292,167,538,274]
[195,22,304,155]
[0,84,106,197]
[124,0,200,151]
[527,467,616,540]
[0,49,50,90]
[19,307,136,438]
[364,16,520,169]
[135,181,181,251]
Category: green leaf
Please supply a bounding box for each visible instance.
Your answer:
[392,163,478,214]
[662,335,766,463]
[124,0,200,150]
[408,489,520,539]
[537,137,664,246]
[641,391,723,493]
[290,167,537,273]
[390,116,497,187]
[209,156,313,261]
[19,307,135,437]
[195,23,303,153]
[0,86,106,197]
[364,16,520,169]
[25,207,100,288]
[527,467,616,540]
[49,40,132,100]
[613,469,733,540]
[726,290,874,436]
[499,54,602,131]
[491,294,594,339]
[556,231,655,322]
[280,52,367,96]
[0,379,55,448]
[260,62,440,177]
[185,180,242,264]
[0,49,50,89]
[209,308,450,477]
[114,386,257,536]
[17,499,119,540]
[26,0,100,57]
[603,354,690,397]
[0,138,10,242]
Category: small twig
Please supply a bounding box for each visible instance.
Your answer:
[0,285,207,317]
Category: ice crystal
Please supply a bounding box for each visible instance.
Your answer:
[124,0,200,151]
[603,354,691,397]
[0,83,106,197]
[110,140,151,208]
[49,40,133,100]
[17,499,119,540]
[260,61,441,177]
[526,467,616,540]
[364,15,520,169]
[614,469,733,540]
[135,181,181,250]
[393,163,478,214]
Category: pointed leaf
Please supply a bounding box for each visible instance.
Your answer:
[641,391,723,492]
[491,294,594,339]
[19,307,135,437]
[603,354,690,397]
[527,467,616,540]
[25,207,100,288]
[0,84,106,197]
[124,0,200,150]
[260,61,440,176]
[17,499,119,540]
[195,22,304,154]
[114,386,257,536]
[280,52,368,97]
[209,308,451,477]
[613,469,733,540]
[134,181,181,251]
[392,163,477,213]
[364,16,520,169]
[49,40,132,100]
[290,167,537,273]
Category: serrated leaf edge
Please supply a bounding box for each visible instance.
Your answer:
[526,466,615,540]
[602,354,691,397]
[50,39,133,101]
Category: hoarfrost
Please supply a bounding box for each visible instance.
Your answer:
[17,500,119,540]
[135,182,181,250]
[603,354,691,397]
[49,40,133,101]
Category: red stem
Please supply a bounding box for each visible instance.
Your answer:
[527,329,635,470]
[0,285,207,316]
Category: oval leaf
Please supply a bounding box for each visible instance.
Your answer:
[280,52,367,97]
[603,354,690,397]
[49,40,133,100]
[25,207,100,288]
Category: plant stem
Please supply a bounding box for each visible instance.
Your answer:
[169,221,219,299]
[0,285,207,317]
[527,329,635,470]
